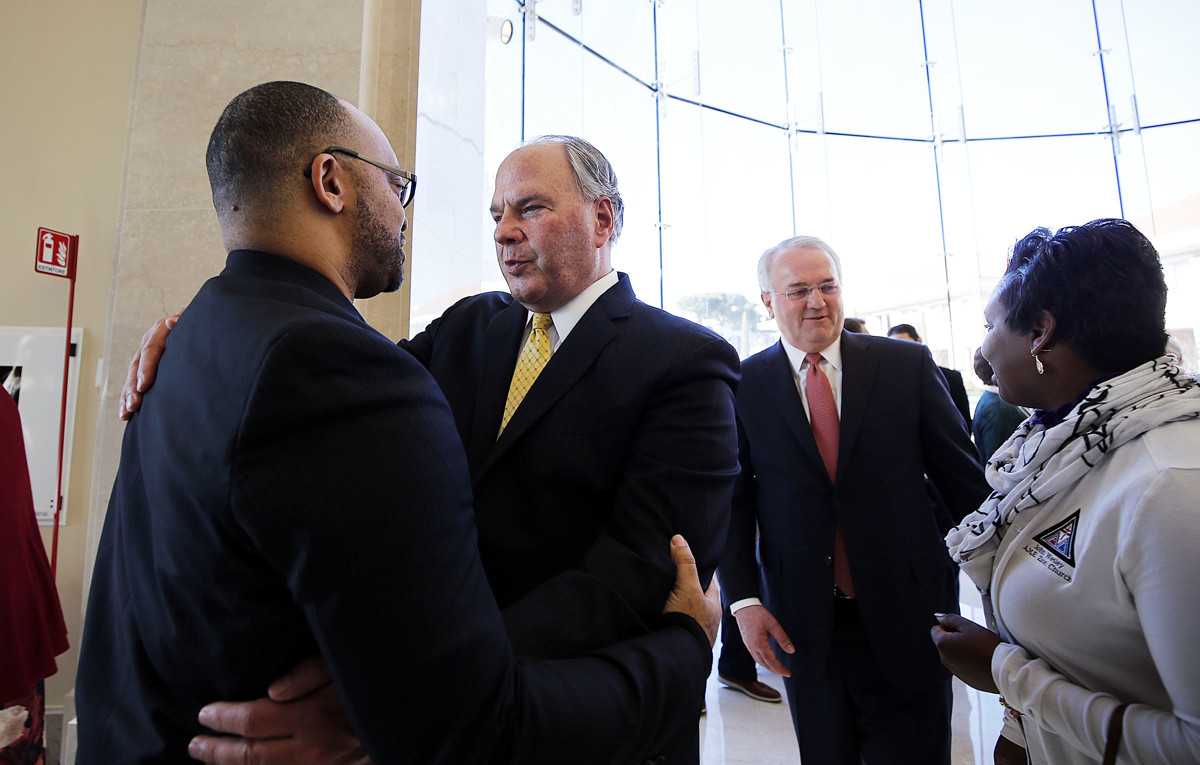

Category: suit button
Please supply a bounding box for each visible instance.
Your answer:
[833,499,843,509]
[825,556,833,566]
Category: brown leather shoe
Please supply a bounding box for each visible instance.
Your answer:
[718,673,783,703]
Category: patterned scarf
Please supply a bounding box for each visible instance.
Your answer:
[947,355,1200,592]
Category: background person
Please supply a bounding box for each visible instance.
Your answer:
[887,323,972,429]
[722,236,989,765]
[970,347,1027,463]
[842,316,868,334]
[934,218,1200,765]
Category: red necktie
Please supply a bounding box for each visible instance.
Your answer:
[805,353,855,598]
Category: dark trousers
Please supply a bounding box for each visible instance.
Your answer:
[717,576,759,681]
[783,599,952,765]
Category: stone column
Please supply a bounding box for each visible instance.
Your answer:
[355,0,423,340]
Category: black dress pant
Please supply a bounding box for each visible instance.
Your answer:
[782,598,952,765]
[717,606,758,680]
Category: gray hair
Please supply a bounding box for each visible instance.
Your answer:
[522,135,624,244]
[757,235,842,291]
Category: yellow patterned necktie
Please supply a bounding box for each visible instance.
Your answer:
[500,313,553,433]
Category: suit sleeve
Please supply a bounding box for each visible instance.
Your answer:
[232,321,711,764]
[397,318,434,365]
[918,352,990,528]
[717,412,763,604]
[502,335,740,655]
[947,369,973,429]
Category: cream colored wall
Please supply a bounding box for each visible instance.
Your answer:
[2,0,145,707]
[4,0,424,713]
[82,2,369,616]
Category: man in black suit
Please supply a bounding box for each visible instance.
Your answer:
[78,81,720,764]
[721,237,989,764]
[887,323,973,429]
[120,135,738,764]
[404,137,739,661]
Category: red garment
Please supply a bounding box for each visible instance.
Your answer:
[0,391,68,706]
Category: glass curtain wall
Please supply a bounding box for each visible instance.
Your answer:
[461,0,1200,377]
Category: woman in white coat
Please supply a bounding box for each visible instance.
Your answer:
[932,218,1200,765]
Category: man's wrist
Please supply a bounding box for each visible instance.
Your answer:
[728,597,762,614]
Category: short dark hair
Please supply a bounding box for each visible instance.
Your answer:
[206,81,353,212]
[887,323,920,341]
[995,218,1167,373]
[973,347,995,387]
[843,317,867,334]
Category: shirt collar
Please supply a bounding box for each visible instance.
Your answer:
[526,269,618,345]
[781,333,843,377]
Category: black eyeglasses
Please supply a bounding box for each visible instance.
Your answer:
[767,282,840,302]
[304,146,417,208]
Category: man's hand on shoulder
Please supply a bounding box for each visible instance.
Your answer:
[119,310,181,420]
[661,534,721,646]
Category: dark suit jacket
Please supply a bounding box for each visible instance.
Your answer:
[939,365,972,429]
[76,252,711,764]
[721,331,989,691]
[402,273,740,660]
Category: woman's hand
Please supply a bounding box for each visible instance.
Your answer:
[930,612,1002,693]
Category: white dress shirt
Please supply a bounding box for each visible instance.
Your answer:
[516,269,619,350]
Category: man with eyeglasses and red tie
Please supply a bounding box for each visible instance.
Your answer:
[719,236,989,765]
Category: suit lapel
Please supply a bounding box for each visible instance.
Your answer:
[837,331,878,479]
[474,275,631,481]
[760,341,828,482]
[468,301,528,476]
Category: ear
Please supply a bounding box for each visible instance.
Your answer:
[591,196,614,248]
[761,291,775,319]
[1029,309,1057,354]
[308,154,349,214]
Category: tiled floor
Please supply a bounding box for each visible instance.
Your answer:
[700,572,1004,764]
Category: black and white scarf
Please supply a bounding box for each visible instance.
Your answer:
[947,355,1200,592]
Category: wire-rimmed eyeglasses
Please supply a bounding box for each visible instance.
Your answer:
[304,146,417,208]
[767,282,840,302]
